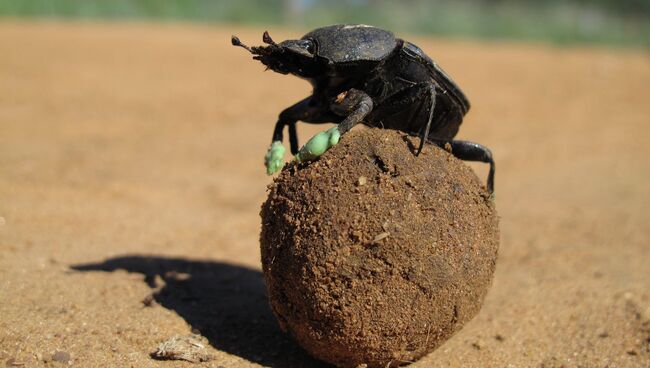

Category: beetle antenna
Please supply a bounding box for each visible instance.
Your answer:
[262,31,278,46]
[231,35,254,53]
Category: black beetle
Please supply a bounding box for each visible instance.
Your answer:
[232,24,495,193]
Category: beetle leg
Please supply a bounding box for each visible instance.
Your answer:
[267,96,333,173]
[271,117,303,154]
[370,83,428,119]
[432,139,495,194]
[336,89,374,134]
[295,89,373,162]
[369,82,437,145]
[416,84,437,156]
[271,97,311,146]
[267,106,303,174]
[288,122,299,155]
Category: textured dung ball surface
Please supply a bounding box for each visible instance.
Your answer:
[260,128,499,368]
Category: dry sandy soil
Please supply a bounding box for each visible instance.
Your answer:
[0,21,649,367]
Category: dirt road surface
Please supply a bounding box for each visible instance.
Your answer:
[1,21,648,367]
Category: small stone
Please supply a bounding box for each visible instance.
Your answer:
[52,351,70,363]
[151,335,213,363]
[471,340,484,350]
[357,176,367,186]
[372,232,390,243]
[142,294,156,307]
[41,353,52,363]
[351,230,363,241]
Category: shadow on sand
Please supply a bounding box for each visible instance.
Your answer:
[72,255,330,368]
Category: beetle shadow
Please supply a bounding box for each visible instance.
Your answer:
[71,255,331,368]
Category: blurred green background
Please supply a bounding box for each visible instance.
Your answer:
[0,0,648,47]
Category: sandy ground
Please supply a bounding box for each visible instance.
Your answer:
[0,21,648,367]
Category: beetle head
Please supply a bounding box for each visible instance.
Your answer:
[232,31,320,78]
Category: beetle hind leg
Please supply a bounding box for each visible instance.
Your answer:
[432,139,495,194]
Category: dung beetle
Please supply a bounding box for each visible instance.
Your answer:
[232,24,495,193]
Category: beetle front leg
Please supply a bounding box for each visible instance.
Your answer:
[295,89,373,162]
[266,97,325,174]
[266,96,336,174]
[270,116,300,155]
[288,122,299,155]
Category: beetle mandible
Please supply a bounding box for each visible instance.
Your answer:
[232,24,495,193]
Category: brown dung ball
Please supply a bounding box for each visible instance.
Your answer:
[260,128,499,368]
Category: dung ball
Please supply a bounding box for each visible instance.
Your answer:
[260,128,499,368]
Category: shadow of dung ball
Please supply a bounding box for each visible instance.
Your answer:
[260,128,499,368]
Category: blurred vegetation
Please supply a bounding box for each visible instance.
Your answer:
[0,0,648,47]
